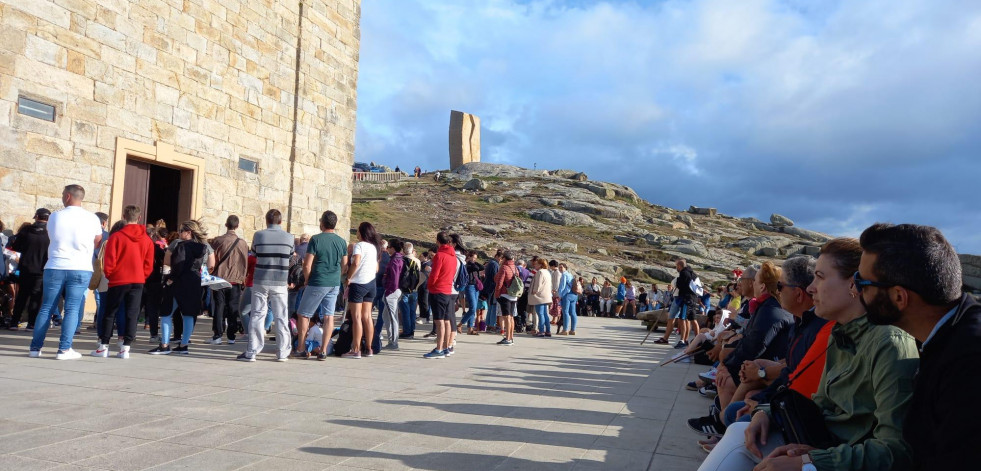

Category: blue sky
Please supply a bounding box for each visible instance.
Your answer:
[354,0,981,253]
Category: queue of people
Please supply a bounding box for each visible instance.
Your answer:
[1,184,608,362]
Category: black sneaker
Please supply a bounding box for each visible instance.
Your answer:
[236,353,256,362]
[317,351,328,361]
[148,346,172,355]
[422,332,436,339]
[398,333,414,339]
[293,351,310,359]
[687,414,726,437]
[686,381,700,391]
[173,345,189,355]
[674,341,688,349]
[496,338,508,345]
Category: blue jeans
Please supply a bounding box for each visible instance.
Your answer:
[561,293,578,331]
[460,285,478,329]
[30,269,92,352]
[399,291,418,336]
[724,401,752,426]
[486,296,498,328]
[297,285,340,320]
[535,304,550,333]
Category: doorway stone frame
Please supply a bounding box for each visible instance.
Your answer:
[110,137,205,225]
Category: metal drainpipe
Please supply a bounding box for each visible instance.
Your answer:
[286,1,304,233]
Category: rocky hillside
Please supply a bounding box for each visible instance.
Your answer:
[353,162,980,292]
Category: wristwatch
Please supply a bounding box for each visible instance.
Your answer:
[802,453,816,471]
[757,366,767,380]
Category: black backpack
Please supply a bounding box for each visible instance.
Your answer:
[171,241,205,279]
[333,315,354,356]
[399,259,420,293]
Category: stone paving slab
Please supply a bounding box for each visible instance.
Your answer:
[0,315,710,470]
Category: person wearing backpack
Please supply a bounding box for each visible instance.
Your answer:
[493,250,521,346]
[672,258,701,348]
[447,234,468,350]
[480,249,501,332]
[149,220,214,355]
[380,238,405,351]
[397,242,421,339]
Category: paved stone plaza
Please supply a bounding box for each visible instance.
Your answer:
[0,317,706,470]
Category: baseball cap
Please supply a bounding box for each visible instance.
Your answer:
[34,208,51,220]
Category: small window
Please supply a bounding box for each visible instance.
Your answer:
[17,96,56,122]
[238,157,258,173]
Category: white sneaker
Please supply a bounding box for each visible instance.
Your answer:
[206,338,223,345]
[117,345,130,359]
[28,350,42,358]
[56,349,82,360]
[228,339,236,345]
[118,340,124,349]
[92,344,109,358]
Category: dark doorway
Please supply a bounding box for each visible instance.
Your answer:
[122,159,183,231]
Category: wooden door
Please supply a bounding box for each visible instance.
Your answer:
[122,159,150,224]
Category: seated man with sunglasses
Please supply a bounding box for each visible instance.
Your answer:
[859,223,981,471]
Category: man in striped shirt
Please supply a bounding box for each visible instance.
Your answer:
[239,209,294,362]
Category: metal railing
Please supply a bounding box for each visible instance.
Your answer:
[352,172,402,183]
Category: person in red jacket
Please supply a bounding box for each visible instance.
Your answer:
[423,232,458,359]
[92,205,154,359]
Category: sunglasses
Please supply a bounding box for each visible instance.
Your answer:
[776,281,803,292]
[852,271,894,293]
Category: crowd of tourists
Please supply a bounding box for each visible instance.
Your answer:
[4,185,978,470]
[651,226,980,471]
[0,183,640,361]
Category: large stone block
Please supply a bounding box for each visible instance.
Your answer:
[449,110,480,170]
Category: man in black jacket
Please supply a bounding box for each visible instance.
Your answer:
[859,223,978,470]
[10,208,51,330]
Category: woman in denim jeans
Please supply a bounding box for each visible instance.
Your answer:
[527,258,552,337]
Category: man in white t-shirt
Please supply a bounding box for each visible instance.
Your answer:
[29,184,103,360]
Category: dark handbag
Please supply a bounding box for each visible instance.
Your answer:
[767,342,837,449]
[770,387,838,449]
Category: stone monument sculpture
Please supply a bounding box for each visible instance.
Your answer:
[449,110,481,170]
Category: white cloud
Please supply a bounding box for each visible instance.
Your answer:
[357,0,981,252]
